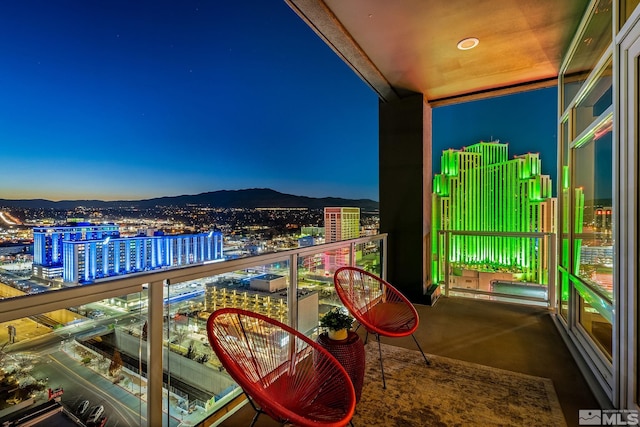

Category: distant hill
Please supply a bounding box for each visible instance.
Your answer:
[0,188,379,210]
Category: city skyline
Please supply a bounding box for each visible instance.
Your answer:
[1,1,556,203]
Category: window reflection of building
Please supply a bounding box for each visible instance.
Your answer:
[559,0,614,363]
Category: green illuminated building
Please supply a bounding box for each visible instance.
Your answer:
[432,141,556,284]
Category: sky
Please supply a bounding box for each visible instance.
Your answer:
[0,1,557,203]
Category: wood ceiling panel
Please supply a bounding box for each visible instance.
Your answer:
[319,0,588,103]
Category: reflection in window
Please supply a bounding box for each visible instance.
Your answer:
[573,118,613,299]
[620,0,640,29]
[559,270,569,320]
[579,295,612,358]
[562,0,612,111]
[575,59,612,137]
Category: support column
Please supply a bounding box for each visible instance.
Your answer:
[379,93,432,303]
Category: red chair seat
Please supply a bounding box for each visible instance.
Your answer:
[207,308,356,427]
[366,302,418,335]
[334,267,430,388]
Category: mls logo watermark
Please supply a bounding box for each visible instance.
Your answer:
[579,409,639,426]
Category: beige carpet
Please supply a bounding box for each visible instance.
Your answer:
[354,342,567,427]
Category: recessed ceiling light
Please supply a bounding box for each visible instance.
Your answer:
[457,37,479,50]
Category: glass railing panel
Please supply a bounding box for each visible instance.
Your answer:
[164,279,213,424]
[163,259,295,424]
[0,234,388,426]
[438,231,552,306]
[296,236,385,340]
[297,250,337,341]
[0,264,58,300]
[354,239,382,277]
[0,291,149,426]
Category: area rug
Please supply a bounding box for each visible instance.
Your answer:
[353,342,567,427]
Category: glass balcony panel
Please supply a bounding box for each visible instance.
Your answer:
[355,239,382,277]
[562,0,612,111]
[0,265,57,300]
[440,232,551,306]
[164,279,225,424]
[164,260,293,423]
[574,59,613,137]
[0,292,149,426]
[298,251,341,311]
[0,235,387,425]
[572,118,614,300]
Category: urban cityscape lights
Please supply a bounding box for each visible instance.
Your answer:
[32,222,224,284]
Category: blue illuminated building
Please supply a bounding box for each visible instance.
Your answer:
[33,222,224,284]
[33,222,121,280]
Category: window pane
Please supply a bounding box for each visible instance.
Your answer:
[562,0,612,111]
[579,294,612,358]
[620,0,640,29]
[575,59,613,137]
[573,118,614,299]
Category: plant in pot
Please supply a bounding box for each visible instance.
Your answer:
[320,307,354,341]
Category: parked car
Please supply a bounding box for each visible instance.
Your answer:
[88,416,108,427]
[88,310,105,319]
[77,400,90,415]
[87,405,104,424]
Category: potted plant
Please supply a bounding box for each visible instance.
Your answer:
[320,307,354,340]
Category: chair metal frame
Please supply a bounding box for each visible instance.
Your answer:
[333,266,430,389]
[207,308,356,427]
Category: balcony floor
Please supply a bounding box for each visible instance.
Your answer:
[215,297,598,426]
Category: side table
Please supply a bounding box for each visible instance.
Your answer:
[317,331,365,402]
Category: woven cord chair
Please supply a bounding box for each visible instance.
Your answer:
[207,308,356,427]
[333,267,430,389]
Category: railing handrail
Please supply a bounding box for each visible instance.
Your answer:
[437,229,555,237]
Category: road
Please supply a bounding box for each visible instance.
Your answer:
[32,351,153,427]
[7,319,181,427]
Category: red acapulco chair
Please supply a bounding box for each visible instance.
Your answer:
[333,267,430,389]
[206,308,356,427]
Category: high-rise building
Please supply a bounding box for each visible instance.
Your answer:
[432,141,556,284]
[32,222,121,279]
[324,207,360,271]
[324,207,360,242]
[33,222,224,284]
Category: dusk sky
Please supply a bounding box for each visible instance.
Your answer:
[1,1,557,203]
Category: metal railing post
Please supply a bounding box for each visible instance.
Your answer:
[349,241,357,267]
[288,253,298,329]
[381,234,387,281]
[443,231,450,297]
[147,279,165,427]
[548,234,557,310]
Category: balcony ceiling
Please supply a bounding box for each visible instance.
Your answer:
[286,0,588,106]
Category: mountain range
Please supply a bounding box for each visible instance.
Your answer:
[0,188,379,211]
